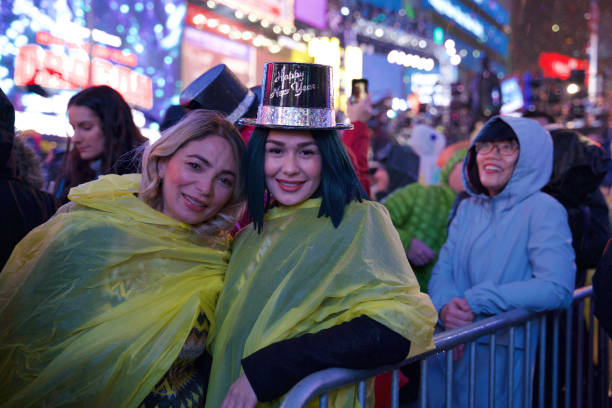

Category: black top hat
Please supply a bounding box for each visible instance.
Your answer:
[238,62,352,130]
[179,64,258,124]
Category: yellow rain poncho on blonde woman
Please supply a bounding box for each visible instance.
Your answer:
[206,198,437,407]
[0,174,229,408]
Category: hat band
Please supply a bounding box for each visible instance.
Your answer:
[257,105,335,128]
[226,90,256,124]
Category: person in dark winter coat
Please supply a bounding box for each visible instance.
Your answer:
[541,129,610,285]
[0,88,57,270]
[521,111,611,283]
[592,239,612,337]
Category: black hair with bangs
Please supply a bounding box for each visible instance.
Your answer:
[245,127,368,233]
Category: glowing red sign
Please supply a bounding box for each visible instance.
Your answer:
[538,52,588,80]
[15,45,152,109]
[14,33,151,110]
[34,31,137,67]
[186,4,251,37]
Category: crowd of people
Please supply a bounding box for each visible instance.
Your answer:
[0,60,611,408]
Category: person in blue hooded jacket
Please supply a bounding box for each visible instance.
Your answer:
[426,116,576,408]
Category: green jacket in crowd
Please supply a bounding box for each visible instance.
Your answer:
[383,148,467,292]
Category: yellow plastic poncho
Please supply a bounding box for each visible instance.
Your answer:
[206,199,437,408]
[0,174,230,408]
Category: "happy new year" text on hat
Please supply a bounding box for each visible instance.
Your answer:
[238,62,352,130]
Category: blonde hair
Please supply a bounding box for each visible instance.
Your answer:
[140,110,245,238]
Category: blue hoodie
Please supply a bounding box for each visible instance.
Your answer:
[426,116,576,408]
[428,115,575,316]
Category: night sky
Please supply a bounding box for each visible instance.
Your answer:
[511,0,612,78]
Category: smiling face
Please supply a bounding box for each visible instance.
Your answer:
[264,130,322,206]
[158,136,237,225]
[475,140,519,196]
[68,105,106,161]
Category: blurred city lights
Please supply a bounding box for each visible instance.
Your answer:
[193,14,206,25]
[433,27,444,44]
[392,97,409,111]
[450,54,462,65]
[387,50,436,71]
[567,83,580,94]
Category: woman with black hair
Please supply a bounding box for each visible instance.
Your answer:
[53,85,148,203]
[206,63,436,407]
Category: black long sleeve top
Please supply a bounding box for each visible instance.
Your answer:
[241,315,412,402]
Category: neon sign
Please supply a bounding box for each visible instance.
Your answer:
[14,32,152,109]
[425,0,484,39]
[422,0,508,56]
[35,31,137,66]
[2,0,187,125]
[538,52,588,81]
[469,0,509,26]
[214,0,294,28]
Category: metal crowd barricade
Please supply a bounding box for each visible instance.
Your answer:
[280,285,610,408]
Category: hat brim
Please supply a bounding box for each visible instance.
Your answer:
[238,117,353,131]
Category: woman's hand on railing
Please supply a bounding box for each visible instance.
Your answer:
[440,297,474,330]
[441,297,474,361]
[452,344,465,360]
[221,373,258,408]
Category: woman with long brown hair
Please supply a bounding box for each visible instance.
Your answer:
[53,85,148,203]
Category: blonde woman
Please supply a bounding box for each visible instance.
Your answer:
[0,110,245,408]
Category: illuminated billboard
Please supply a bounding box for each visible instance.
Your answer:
[500,76,524,113]
[421,0,508,56]
[538,52,589,81]
[215,0,294,28]
[467,0,509,26]
[1,0,185,122]
[360,0,402,11]
[294,0,327,30]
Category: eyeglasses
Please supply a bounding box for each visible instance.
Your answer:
[474,141,519,156]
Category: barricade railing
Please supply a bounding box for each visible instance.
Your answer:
[280,285,610,408]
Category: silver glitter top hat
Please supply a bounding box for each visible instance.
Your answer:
[238,62,352,130]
